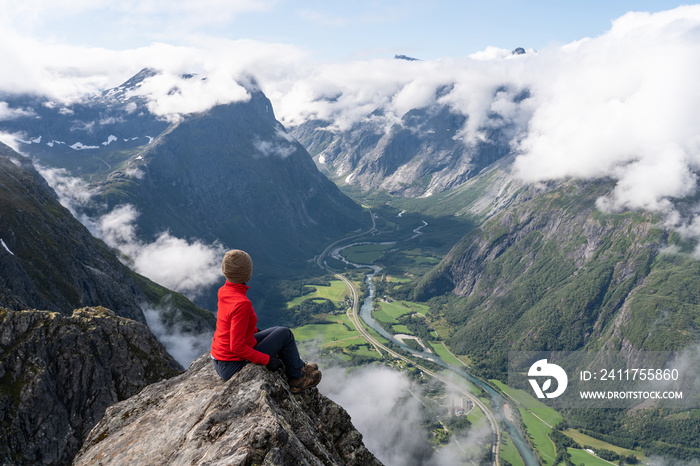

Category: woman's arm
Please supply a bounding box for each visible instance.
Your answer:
[228,302,270,365]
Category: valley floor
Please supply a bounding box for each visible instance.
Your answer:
[288,204,667,466]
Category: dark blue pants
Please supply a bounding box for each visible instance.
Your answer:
[213,326,305,382]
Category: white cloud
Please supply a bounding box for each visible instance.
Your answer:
[132,232,225,295]
[504,6,700,252]
[34,164,95,216]
[253,127,298,158]
[95,204,141,251]
[318,364,496,465]
[125,167,145,179]
[5,5,700,249]
[95,204,225,299]
[469,46,520,60]
[29,165,225,298]
[27,165,225,298]
[127,70,251,119]
[0,102,35,120]
[0,132,28,154]
[33,162,224,302]
[264,5,700,228]
[513,7,700,187]
[142,304,213,367]
[319,365,434,465]
[647,457,700,466]
[0,30,306,111]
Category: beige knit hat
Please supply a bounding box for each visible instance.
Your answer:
[221,249,253,283]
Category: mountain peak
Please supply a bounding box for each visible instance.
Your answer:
[75,354,382,465]
[394,54,419,61]
[117,67,161,90]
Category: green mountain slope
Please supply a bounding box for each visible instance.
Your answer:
[412,179,699,371]
[400,176,700,460]
[88,91,366,310]
[0,144,213,332]
[0,72,367,313]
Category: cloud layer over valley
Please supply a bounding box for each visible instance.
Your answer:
[319,365,494,466]
[4,5,700,266]
[3,6,700,226]
[36,166,225,300]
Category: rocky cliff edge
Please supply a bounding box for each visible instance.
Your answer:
[0,307,182,465]
[74,354,383,466]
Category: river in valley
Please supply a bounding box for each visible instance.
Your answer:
[330,223,540,466]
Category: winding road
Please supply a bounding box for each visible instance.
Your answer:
[336,271,502,465]
[316,210,503,465]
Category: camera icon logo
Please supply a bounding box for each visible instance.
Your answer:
[528,359,568,399]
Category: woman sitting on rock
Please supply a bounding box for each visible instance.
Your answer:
[211,249,322,392]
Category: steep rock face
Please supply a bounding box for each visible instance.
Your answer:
[0,148,144,321]
[0,146,215,331]
[415,180,700,372]
[0,307,182,466]
[292,97,519,198]
[96,95,364,268]
[75,354,382,466]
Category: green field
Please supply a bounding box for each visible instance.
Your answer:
[400,248,441,265]
[489,381,644,465]
[365,324,391,346]
[374,300,415,323]
[562,429,645,462]
[429,341,465,367]
[500,431,525,466]
[292,314,356,343]
[490,380,563,427]
[288,274,390,363]
[372,300,433,340]
[518,409,557,465]
[466,405,486,428]
[286,280,349,308]
[391,324,411,334]
[566,448,614,466]
[491,380,559,464]
[293,313,382,361]
[342,243,397,263]
[385,274,412,283]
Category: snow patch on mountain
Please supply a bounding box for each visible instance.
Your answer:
[101,135,117,146]
[1,238,14,255]
[70,142,99,150]
[17,136,42,145]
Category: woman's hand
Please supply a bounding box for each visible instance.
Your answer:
[266,357,283,372]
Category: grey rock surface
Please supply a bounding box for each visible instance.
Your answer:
[0,307,182,466]
[75,354,382,466]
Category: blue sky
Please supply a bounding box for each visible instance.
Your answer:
[2,0,689,61]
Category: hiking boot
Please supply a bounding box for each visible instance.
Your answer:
[302,362,318,377]
[289,369,322,393]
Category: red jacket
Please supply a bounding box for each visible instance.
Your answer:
[210,282,270,365]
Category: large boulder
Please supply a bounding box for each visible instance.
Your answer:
[75,354,382,466]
